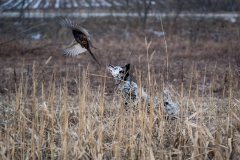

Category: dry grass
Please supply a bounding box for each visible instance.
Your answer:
[0,57,240,159]
[0,16,240,159]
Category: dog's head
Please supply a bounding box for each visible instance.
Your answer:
[107,64,130,84]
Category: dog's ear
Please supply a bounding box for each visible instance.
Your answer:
[123,63,130,81]
[124,63,130,72]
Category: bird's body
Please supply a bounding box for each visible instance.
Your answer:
[72,30,88,49]
[60,18,101,66]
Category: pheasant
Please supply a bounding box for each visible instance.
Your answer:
[60,18,101,66]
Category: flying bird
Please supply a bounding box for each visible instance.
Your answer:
[60,18,101,66]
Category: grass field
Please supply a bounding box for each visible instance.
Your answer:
[0,16,240,159]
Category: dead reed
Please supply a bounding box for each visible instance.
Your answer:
[0,49,239,160]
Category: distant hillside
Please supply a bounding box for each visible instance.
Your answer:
[1,0,123,10]
[1,0,239,12]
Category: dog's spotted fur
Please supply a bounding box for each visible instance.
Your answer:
[107,63,179,115]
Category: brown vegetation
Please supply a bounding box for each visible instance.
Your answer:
[0,16,240,159]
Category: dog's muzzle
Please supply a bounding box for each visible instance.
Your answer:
[108,64,114,68]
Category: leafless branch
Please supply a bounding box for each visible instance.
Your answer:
[0,22,47,46]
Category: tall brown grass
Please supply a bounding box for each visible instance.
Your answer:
[0,48,239,159]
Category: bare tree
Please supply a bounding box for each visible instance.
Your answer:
[169,0,184,37]
[19,0,26,20]
[135,0,154,30]
[125,0,130,25]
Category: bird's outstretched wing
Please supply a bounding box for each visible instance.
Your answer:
[62,39,87,57]
[60,18,90,38]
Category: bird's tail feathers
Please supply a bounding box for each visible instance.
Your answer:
[87,49,101,66]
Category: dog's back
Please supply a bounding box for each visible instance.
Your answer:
[107,63,179,115]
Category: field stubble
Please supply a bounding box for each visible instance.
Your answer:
[0,16,240,159]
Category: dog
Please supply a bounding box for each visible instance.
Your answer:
[107,63,179,115]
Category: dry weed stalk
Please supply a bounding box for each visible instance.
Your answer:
[0,57,239,159]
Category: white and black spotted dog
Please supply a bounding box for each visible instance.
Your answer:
[107,63,179,115]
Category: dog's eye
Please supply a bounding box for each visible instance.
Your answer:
[119,71,124,73]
